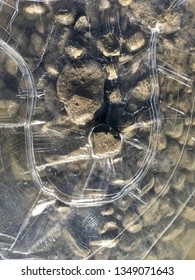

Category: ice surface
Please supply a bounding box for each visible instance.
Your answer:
[0,0,194,259]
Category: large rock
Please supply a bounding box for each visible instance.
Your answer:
[57,60,105,125]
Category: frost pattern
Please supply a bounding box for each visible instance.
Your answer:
[0,0,194,259]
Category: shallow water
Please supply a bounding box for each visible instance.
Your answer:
[0,0,194,260]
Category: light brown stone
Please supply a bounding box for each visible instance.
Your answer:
[182,207,195,222]
[97,34,121,57]
[91,130,121,156]
[126,32,145,52]
[55,12,75,26]
[118,0,132,7]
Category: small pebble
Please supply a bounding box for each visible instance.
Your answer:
[126,32,145,52]
[0,100,19,118]
[91,130,121,157]
[106,64,118,80]
[65,45,85,59]
[156,12,181,34]
[90,239,119,248]
[189,52,195,72]
[97,34,121,57]
[140,175,155,194]
[23,4,46,15]
[108,89,122,103]
[118,0,132,7]
[45,65,59,77]
[123,218,142,234]
[178,93,192,113]
[171,171,186,191]
[162,223,185,242]
[160,201,175,217]
[119,236,141,253]
[130,78,151,101]
[101,207,115,216]
[165,118,184,139]
[182,206,195,222]
[74,16,89,30]
[99,0,111,11]
[99,221,118,234]
[55,12,75,26]
[179,148,195,171]
[5,58,18,76]
[31,33,45,56]
[150,133,167,151]
[141,200,161,227]
[115,195,133,212]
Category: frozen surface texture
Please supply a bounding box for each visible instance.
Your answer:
[0,0,194,259]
